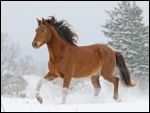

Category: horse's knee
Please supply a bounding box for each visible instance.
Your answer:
[44,72,57,81]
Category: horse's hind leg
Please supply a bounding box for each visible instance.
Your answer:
[91,75,101,96]
[102,75,121,102]
[112,77,121,101]
[101,65,121,102]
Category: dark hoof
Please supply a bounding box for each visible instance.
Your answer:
[36,95,43,104]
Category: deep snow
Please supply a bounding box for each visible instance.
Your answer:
[1,75,149,112]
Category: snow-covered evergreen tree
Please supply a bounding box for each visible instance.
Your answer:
[138,26,149,77]
[102,1,149,77]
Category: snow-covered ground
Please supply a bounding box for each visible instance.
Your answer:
[1,75,149,112]
[1,97,149,112]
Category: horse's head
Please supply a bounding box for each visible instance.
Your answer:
[32,18,52,48]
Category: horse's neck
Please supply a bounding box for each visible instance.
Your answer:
[47,26,68,62]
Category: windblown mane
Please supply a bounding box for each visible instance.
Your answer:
[45,16,78,45]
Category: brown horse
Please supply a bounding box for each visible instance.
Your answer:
[32,16,135,104]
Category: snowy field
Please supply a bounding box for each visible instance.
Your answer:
[1,97,149,112]
[1,75,149,112]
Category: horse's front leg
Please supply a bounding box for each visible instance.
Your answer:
[36,72,57,104]
[61,75,72,104]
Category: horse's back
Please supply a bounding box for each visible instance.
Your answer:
[77,43,115,58]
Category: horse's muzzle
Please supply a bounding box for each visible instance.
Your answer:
[32,41,36,48]
[32,41,40,48]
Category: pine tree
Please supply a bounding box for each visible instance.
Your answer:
[102,1,149,77]
[138,26,149,77]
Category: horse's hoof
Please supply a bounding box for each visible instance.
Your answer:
[36,95,43,104]
[113,96,122,102]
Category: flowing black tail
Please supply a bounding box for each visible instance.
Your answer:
[115,51,136,87]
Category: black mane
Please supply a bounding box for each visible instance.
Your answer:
[46,16,78,45]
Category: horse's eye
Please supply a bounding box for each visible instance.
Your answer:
[43,29,47,32]
[39,29,46,32]
[41,29,45,32]
[35,28,46,32]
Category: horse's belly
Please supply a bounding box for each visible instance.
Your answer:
[73,63,101,78]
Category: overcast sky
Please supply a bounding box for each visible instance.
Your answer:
[1,1,149,60]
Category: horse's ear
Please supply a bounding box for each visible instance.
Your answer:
[37,18,42,26]
[49,16,55,21]
[42,18,45,22]
[42,18,47,25]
